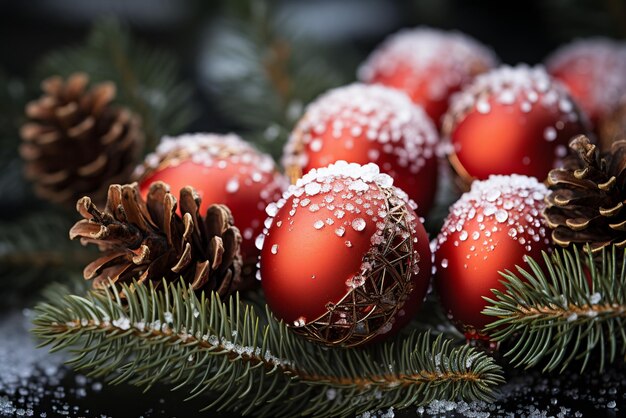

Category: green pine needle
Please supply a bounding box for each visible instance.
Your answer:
[36,19,197,150]
[0,212,92,292]
[33,281,504,417]
[483,245,626,373]
[202,1,354,158]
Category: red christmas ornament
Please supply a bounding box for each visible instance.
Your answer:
[358,27,497,127]
[134,133,287,265]
[259,161,431,347]
[443,65,589,186]
[434,174,550,338]
[283,83,439,215]
[546,38,626,127]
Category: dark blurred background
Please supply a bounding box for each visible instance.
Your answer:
[2,0,624,136]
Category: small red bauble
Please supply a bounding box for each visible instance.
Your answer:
[546,38,626,127]
[133,133,287,264]
[443,65,589,185]
[259,161,431,347]
[358,27,497,126]
[434,174,550,338]
[283,83,439,215]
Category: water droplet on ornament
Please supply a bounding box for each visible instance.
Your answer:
[305,182,321,196]
[476,99,491,114]
[351,218,366,231]
[313,220,325,229]
[255,234,265,250]
[485,189,500,202]
[346,275,366,289]
[335,226,345,237]
[459,231,468,241]
[544,126,557,142]
[271,244,278,254]
[310,139,322,152]
[349,179,369,192]
[226,178,239,193]
[495,209,508,223]
[266,203,278,217]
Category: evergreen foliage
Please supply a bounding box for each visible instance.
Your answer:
[33,280,504,417]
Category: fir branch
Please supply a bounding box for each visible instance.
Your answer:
[202,1,353,158]
[0,69,27,141]
[33,281,503,417]
[483,246,626,373]
[36,19,197,150]
[0,212,93,291]
[0,69,35,214]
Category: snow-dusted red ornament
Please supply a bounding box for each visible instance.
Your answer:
[259,161,431,347]
[443,65,589,186]
[133,133,287,265]
[283,83,439,215]
[358,27,497,126]
[434,174,550,338]
[546,38,626,128]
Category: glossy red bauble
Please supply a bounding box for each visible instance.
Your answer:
[443,65,589,185]
[283,83,439,215]
[434,174,550,337]
[358,27,497,127]
[259,161,432,347]
[134,133,286,264]
[546,38,626,127]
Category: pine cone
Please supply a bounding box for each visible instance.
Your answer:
[20,73,143,206]
[543,135,626,253]
[69,182,244,297]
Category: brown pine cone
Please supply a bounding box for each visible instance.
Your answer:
[543,134,626,253]
[20,73,143,206]
[69,182,244,297]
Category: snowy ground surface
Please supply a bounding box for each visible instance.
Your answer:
[0,308,624,417]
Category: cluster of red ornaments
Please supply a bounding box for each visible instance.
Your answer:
[129,28,626,347]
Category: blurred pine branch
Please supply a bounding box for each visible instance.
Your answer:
[200,0,355,158]
[36,19,197,152]
[0,211,93,294]
[0,69,37,216]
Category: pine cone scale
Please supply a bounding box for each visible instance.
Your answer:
[77,154,107,177]
[544,135,626,253]
[610,219,626,230]
[599,202,623,217]
[83,252,125,280]
[70,181,244,297]
[191,261,210,289]
[172,242,192,273]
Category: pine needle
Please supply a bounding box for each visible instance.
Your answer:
[483,245,626,373]
[36,19,197,150]
[33,281,504,417]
